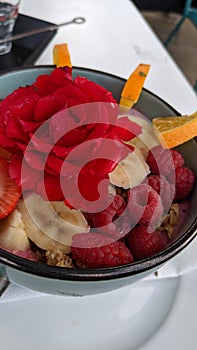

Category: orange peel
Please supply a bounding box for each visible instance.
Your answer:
[120,63,151,109]
[53,43,72,68]
[152,111,197,148]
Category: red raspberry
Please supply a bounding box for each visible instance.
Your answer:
[83,195,126,239]
[127,226,169,260]
[171,149,184,168]
[174,166,195,201]
[147,174,175,213]
[128,184,163,228]
[71,232,134,268]
[147,145,183,177]
[84,195,126,228]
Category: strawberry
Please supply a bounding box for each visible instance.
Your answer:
[0,157,21,219]
[127,225,169,260]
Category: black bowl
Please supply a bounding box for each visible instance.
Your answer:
[0,66,196,296]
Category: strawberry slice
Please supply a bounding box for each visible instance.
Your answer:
[0,157,21,219]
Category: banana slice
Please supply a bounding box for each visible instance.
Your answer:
[109,113,158,189]
[109,147,150,189]
[123,114,159,158]
[19,192,89,253]
[0,209,30,251]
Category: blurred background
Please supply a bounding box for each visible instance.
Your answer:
[132,0,197,90]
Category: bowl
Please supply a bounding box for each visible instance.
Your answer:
[0,66,196,296]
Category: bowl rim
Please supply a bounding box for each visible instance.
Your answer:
[0,65,196,281]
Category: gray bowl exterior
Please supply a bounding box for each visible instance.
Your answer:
[0,66,196,296]
[4,265,159,296]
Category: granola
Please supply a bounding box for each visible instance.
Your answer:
[45,246,73,268]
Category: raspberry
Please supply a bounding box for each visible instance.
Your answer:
[127,225,169,260]
[174,166,195,201]
[171,149,184,168]
[83,195,127,239]
[147,174,175,213]
[71,232,134,268]
[128,184,163,228]
[84,195,126,228]
[147,145,183,177]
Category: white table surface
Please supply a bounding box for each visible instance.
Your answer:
[1,1,197,349]
[20,0,197,114]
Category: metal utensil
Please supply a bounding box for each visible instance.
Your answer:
[0,266,10,298]
[0,16,86,45]
[0,275,10,297]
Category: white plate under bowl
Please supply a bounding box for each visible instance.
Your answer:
[0,275,179,350]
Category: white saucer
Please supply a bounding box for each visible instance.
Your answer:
[0,277,179,350]
[0,239,197,350]
[140,269,197,350]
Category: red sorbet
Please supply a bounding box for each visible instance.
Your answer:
[0,67,141,208]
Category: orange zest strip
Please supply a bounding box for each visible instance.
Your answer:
[152,111,197,149]
[53,43,72,68]
[120,63,151,109]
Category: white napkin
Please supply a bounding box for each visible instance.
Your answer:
[0,283,46,303]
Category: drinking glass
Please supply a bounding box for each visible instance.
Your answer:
[0,0,20,55]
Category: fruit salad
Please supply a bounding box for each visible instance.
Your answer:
[0,66,195,269]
